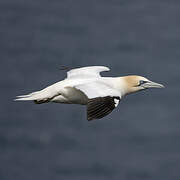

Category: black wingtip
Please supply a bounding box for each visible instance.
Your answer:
[59,66,71,71]
[87,116,94,121]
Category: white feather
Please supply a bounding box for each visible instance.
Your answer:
[74,81,121,99]
[15,66,122,104]
[67,66,110,79]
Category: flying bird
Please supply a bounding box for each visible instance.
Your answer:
[15,66,164,121]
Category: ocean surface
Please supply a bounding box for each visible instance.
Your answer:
[1,0,180,179]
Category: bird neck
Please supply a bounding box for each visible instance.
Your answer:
[112,77,128,97]
[114,77,139,97]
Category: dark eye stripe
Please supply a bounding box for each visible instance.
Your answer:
[139,80,147,86]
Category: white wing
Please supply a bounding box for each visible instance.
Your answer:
[67,66,110,79]
[74,81,121,100]
[74,81,121,120]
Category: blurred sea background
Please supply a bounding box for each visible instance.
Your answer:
[0,0,180,179]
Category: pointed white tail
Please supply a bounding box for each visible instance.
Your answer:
[14,91,48,101]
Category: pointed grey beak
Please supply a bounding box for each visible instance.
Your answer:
[143,81,165,89]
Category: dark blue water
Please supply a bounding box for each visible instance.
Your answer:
[0,0,180,179]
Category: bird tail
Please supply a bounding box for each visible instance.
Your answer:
[14,90,50,104]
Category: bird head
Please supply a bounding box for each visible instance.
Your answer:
[122,75,164,95]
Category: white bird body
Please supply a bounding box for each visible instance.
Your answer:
[15,66,164,121]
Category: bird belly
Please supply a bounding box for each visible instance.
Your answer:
[50,95,70,104]
[51,87,88,105]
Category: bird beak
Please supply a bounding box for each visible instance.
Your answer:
[143,81,165,88]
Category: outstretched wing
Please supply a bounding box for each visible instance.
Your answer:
[74,81,121,99]
[74,81,121,121]
[67,66,110,79]
[87,96,120,121]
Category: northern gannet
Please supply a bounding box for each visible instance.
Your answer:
[15,66,164,121]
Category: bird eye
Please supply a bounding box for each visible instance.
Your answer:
[139,80,147,86]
